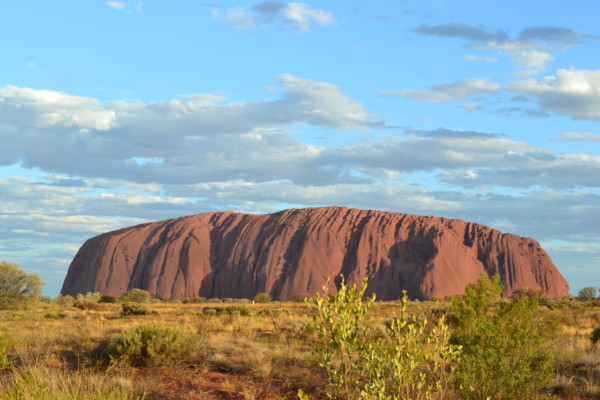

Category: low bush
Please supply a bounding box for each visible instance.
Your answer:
[99,295,117,303]
[119,289,151,304]
[120,303,154,316]
[53,294,75,307]
[451,273,554,400]
[182,297,206,304]
[202,305,251,316]
[306,277,460,400]
[106,322,200,366]
[591,327,600,344]
[253,292,272,303]
[73,292,103,310]
[206,298,223,303]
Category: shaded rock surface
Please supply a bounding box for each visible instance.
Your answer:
[61,207,569,300]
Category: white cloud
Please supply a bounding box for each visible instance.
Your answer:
[282,3,335,31]
[510,50,554,71]
[509,68,600,120]
[0,76,382,184]
[0,85,116,130]
[3,79,598,193]
[213,2,335,32]
[106,1,126,11]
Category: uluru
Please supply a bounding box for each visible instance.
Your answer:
[61,207,569,300]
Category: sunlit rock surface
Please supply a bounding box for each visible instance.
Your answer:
[61,207,569,300]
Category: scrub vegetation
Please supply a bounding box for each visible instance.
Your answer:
[0,270,599,399]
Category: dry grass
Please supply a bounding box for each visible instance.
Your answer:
[0,298,599,399]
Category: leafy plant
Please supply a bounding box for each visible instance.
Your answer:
[306,276,460,400]
[53,294,75,307]
[578,286,598,299]
[73,292,103,309]
[100,295,117,303]
[119,288,151,303]
[120,302,153,316]
[253,292,272,303]
[451,273,554,400]
[0,260,44,308]
[182,297,206,304]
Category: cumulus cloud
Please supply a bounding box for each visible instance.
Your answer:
[381,78,500,103]
[510,50,554,70]
[0,76,383,184]
[0,85,116,131]
[2,80,598,193]
[213,2,335,32]
[509,68,600,120]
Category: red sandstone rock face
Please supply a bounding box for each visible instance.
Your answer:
[61,207,569,300]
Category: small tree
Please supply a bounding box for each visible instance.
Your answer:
[120,288,151,303]
[451,273,554,400]
[0,260,44,308]
[578,286,597,299]
[253,292,272,303]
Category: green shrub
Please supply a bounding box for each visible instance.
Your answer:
[253,292,272,303]
[511,287,545,301]
[205,298,223,303]
[182,297,206,304]
[451,273,554,400]
[578,286,597,299]
[202,305,250,316]
[73,292,103,310]
[53,294,75,307]
[76,292,102,302]
[99,295,117,303]
[120,302,154,316]
[591,327,600,344]
[0,261,44,309]
[119,289,151,303]
[306,277,460,400]
[106,323,200,366]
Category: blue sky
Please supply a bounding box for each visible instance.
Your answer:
[1,0,599,296]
